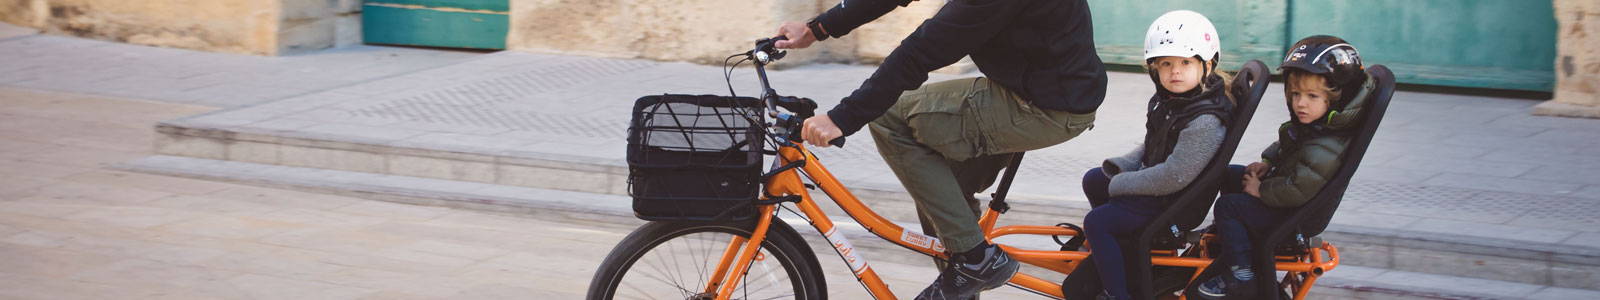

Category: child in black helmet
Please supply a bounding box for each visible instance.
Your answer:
[1195,35,1374,300]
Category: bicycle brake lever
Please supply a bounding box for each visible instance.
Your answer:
[774,96,817,118]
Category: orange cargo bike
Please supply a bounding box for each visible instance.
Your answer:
[587,37,1395,300]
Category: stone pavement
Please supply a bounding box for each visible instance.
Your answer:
[112,155,1600,300]
[0,28,480,108]
[28,87,1549,300]
[0,86,1057,299]
[144,48,1600,291]
[6,26,1600,296]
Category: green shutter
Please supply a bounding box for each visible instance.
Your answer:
[1088,0,1556,91]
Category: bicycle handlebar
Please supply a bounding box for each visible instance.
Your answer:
[746,36,846,148]
[753,36,788,65]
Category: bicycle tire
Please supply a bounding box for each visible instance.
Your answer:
[587,220,826,300]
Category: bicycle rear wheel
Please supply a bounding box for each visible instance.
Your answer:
[587,220,826,300]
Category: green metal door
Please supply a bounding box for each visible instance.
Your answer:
[1088,0,1557,92]
[1088,0,1290,73]
[362,0,509,50]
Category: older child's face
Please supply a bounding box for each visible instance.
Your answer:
[1289,81,1332,124]
[1152,56,1204,94]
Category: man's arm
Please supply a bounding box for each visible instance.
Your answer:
[826,0,1022,136]
[776,0,910,49]
[813,0,914,40]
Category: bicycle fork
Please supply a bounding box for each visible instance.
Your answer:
[704,205,777,299]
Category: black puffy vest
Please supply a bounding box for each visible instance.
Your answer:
[1140,75,1234,166]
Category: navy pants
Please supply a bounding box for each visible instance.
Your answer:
[1213,165,1293,269]
[1079,168,1167,300]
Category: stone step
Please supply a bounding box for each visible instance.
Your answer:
[153,112,1600,291]
[119,155,1600,299]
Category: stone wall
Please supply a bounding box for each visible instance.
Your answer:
[507,0,948,66]
[280,0,364,52]
[508,0,820,64]
[0,0,359,55]
[0,0,949,61]
[0,0,45,29]
[1537,0,1600,118]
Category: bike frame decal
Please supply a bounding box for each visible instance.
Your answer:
[824,227,869,274]
[899,230,945,253]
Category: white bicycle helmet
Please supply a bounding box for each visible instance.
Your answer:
[1143,10,1221,64]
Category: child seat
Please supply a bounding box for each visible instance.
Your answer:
[1063,60,1272,300]
[1183,64,1396,300]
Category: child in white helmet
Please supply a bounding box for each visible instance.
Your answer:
[1073,10,1234,300]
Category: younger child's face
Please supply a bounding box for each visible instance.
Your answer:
[1288,79,1332,124]
[1152,56,1204,94]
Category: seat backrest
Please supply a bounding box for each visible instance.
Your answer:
[1276,64,1394,240]
[1246,64,1395,300]
[1147,60,1270,237]
[1121,60,1270,300]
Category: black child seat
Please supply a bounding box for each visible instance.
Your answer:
[626,94,767,222]
[1062,60,1273,300]
[1182,65,1396,300]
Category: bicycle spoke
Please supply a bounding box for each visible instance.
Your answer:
[601,225,807,300]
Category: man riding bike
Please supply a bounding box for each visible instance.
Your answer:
[775,0,1107,298]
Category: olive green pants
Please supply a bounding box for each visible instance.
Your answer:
[869,77,1095,253]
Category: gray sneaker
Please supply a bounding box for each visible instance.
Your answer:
[914,244,1020,300]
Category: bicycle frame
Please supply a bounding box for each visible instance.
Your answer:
[699,39,1340,300]
[702,141,1342,300]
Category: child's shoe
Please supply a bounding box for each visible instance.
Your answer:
[1196,265,1254,299]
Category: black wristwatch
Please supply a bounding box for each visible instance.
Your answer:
[807,20,830,41]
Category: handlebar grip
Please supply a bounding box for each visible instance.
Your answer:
[828,137,847,148]
[757,36,788,53]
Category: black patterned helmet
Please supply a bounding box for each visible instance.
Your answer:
[1280,35,1365,93]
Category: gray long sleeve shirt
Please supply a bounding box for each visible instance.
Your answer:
[1102,114,1224,197]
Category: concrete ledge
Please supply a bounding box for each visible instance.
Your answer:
[115,155,642,226]
[153,116,1079,229]
[151,113,1600,291]
[1533,101,1600,119]
[0,22,38,40]
[139,51,1600,291]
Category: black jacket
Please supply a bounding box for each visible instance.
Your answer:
[815,0,1107,136]
[1140,75,1233,166]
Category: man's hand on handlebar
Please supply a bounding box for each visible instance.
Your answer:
[774,22,817,49]
[801,115,844,147]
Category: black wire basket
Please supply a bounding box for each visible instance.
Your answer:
[626,94,765,221]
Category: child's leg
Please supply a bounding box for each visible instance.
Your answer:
[1082,168,1112,208]
[1083,198,1158,299]
[1219,165,1248,194]
[1211,193,1257,268]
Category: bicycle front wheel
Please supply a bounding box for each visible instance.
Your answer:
[587,220,826,300]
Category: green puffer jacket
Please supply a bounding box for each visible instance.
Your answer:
[1256,76,1376,208]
